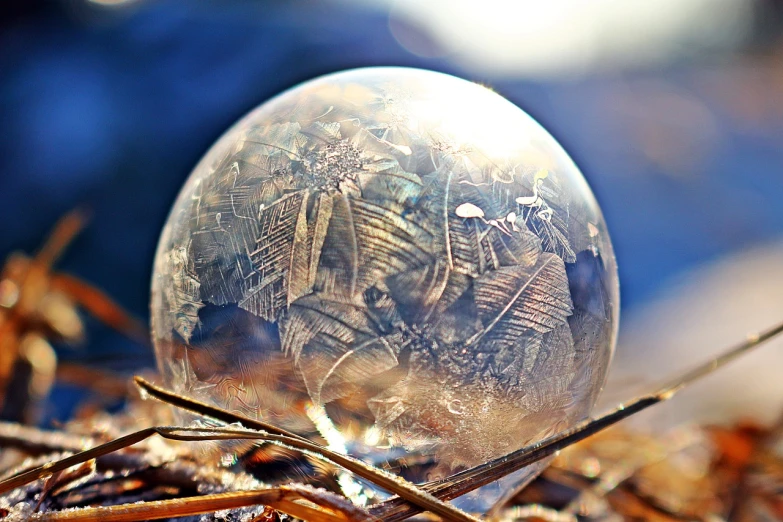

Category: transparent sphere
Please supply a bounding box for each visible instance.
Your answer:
[151,67,618,508]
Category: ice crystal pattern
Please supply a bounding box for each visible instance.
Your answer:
[151,67,619,498]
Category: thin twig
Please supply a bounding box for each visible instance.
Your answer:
[0,428,156,494]
[29,486,366,522]
[135,377,307,442]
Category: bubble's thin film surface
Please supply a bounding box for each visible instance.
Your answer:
[151,67,618,506]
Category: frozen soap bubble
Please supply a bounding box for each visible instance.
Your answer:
[151,67,619,509]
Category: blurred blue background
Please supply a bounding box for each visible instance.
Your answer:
[2,0,783,419]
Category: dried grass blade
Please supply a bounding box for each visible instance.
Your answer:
[34,209,87,269]
[51,274,150,346]
[29,487,363,522]
[0,427,156,495]
[0,421,93,455]
[134,377,307,442]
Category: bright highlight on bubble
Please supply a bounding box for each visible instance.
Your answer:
[150,67,619,510]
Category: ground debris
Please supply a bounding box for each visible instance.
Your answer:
[2,413,783,521]
[510,422,783,522]
[0,420,271,522]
